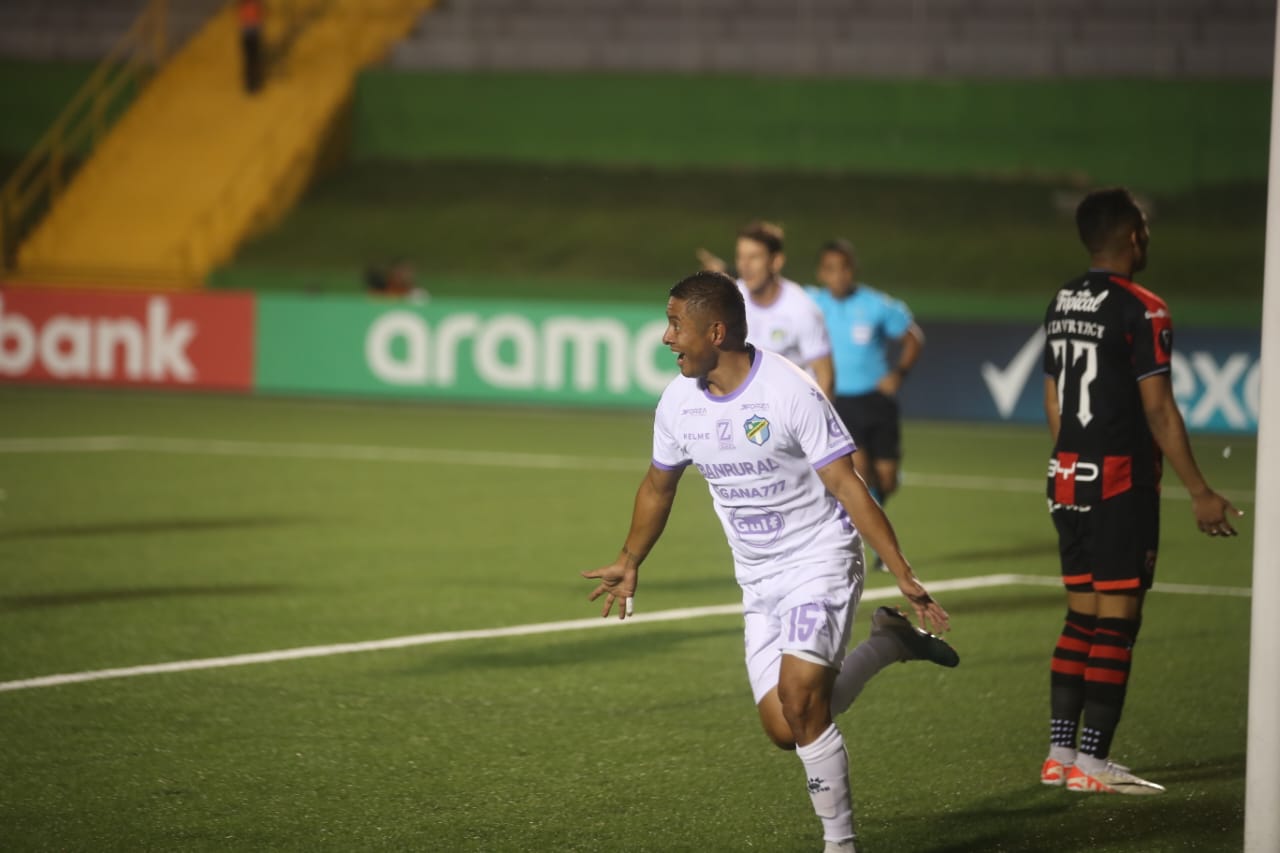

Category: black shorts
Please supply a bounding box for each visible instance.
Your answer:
[1050,489,1160,593]
[834,392,901,462]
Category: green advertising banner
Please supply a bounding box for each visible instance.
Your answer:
[255,293,677,405]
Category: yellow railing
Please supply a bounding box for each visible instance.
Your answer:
[267,0,339,69]
[0,0,173,276]
[172,0,341,277]
[4,0,433,285]
[175,0,431,278]
[175,93,322,277]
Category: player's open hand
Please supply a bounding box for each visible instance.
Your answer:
[895,576,951,635]
[581,561,637,620]
[1193,490,1244,538]
[875,371,903,397]
[695,248,727,274]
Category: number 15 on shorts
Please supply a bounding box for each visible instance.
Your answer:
[788,602,823,642]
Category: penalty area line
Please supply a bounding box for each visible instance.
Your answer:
[0,573,1249,695]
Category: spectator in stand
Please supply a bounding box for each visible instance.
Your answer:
[238,0,265,94]
[365,259,428,301]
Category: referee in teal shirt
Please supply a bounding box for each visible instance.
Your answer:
[808,239,924,564]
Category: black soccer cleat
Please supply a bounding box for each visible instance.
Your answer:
[871,606,960,668]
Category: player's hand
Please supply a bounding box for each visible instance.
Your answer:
[695,248,727,274]
[1192,490,1244,537]
[895,575,951,635]
[581,561,637,620]
[876,371,902,397]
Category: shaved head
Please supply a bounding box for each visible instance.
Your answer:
[669,271,748,348]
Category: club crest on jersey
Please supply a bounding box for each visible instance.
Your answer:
[744,415,771,446]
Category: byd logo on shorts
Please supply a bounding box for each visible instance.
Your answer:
[1047,456,1099,483]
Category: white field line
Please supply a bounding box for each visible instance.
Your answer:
[0,573,1250,695]
[0,436,133,453]
[0,436,1256,501]
[0,435,641,472]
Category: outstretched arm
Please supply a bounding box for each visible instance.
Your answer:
[816,455,951,633]
[695,248,728,274]
[582,463,684,619]
[1139,374,1242,536]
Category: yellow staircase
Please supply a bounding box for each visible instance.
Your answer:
[13,0,429,288]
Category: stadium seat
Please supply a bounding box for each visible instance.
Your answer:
[4,0,1271,79]
[940,40,1059,78]
[1059,42,1181,77]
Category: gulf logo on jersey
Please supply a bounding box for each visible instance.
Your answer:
[744,415,771,445]
[730,507,786,546]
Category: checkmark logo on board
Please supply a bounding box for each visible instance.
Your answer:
[981,328,1046,419]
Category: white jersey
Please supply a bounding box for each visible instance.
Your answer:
[737,277,832,371]
[652,348,859,584]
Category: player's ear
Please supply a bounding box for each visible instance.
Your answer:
[771,252,786,275]
[1128,224,1149,254]
[709,319,726,346]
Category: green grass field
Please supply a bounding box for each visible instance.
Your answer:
[0,387,1256,852]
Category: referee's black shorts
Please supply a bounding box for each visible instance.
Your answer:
[833,391,901,462]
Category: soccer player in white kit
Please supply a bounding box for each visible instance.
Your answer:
[582,272,958,853]
[698,221,835,398]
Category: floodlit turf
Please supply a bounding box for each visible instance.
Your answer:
[0,388,1256,852]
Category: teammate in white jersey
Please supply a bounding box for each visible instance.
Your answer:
[581,271,957,853]
[697,221,835,398]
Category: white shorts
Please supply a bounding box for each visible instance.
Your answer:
[741,553,864,704]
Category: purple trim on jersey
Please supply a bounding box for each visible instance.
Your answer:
[811,444,855,471]
[702,346,763,403]
[652,457,690,471]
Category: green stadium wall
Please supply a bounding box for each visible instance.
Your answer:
[3,64,1268,193]
[351,71,1270,193]
[0,61,98,177]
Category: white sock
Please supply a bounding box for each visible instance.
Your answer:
[795,723,856,845]
[1049,745,1077,764]
[830,634,902,716]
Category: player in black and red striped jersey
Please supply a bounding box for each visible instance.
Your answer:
[1039,187,1242,795]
